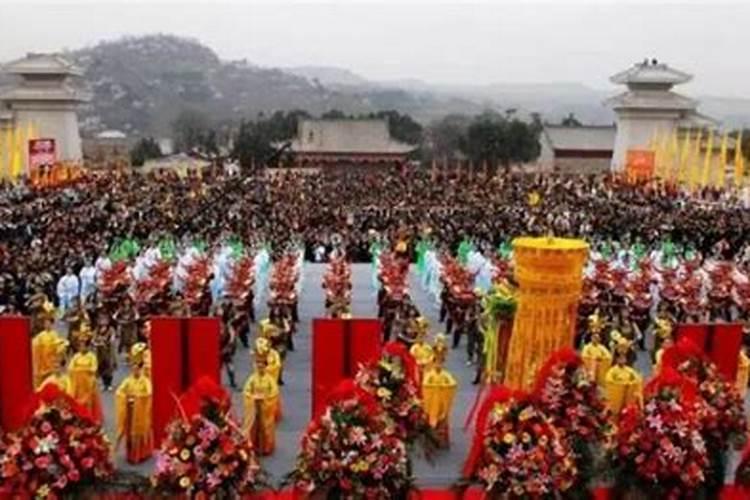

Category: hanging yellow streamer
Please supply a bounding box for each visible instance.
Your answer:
[717,131,728,189]
[735,130,745,188]
[701,129,714,188]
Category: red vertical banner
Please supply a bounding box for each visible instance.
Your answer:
[0,316,33,431]
[349,319,382,370]
[676,324,708,352]
[186,317,221,386]
[311,319,345,417]
[150,316,184,446]
[710,323,742,381]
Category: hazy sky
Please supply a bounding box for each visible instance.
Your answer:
[1,1,748,97]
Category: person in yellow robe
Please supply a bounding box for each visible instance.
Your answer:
[581,331,612,387]
[259,319,285,384]
[422,334,457,448]
[604,352,643,417]
[652,312,673,363]
[409,317,434,384]
[652,335,674,374]
[243,353,279,456]
[40,339,72,395]
[32,309,62,389]
[737,346,749,398]
[68,328,103,422]
[115,343,153,464]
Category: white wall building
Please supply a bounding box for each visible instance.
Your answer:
[606,59,715,170]
[0,53,89,164]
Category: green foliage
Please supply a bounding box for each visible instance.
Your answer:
[561,112,583,127]
[171,108,211,152]
[129,137,162,167]
[463,111,541,168]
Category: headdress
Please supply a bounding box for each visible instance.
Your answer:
[129,342,147,367]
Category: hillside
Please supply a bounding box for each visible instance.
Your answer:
[3,34,748,138]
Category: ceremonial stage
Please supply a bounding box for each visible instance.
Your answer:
[62,264,748,487]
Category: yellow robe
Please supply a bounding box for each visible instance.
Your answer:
[422,367,457,447]
[410,342,435,383]
[32,329,62,389]
[265,348,282,383]
[581,342,612,387]
[243,372,279,456]
[604,364,643,416]
[40,372,72,395]
[736,351,749,399]
[68,351,102,421]
[115,374,153,464]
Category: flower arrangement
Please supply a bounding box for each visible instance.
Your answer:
[663,339,748,491]
[534,349,613,490]
[0,385,114,499]
[291,380,411,498]
[355,342,435,450]
[151,377,265,497]
[612,369,709,499]
[463,387,579,498]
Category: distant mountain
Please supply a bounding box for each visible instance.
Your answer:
[3,34,748,138]
[285,66,370,87]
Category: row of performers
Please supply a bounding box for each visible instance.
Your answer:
[29,253,303,461]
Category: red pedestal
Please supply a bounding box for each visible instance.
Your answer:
[186,317,221,386]
[0,316,33,431]
[676,323,743,380]
[311,318,345,417]
[150,316,184,446]
[311,318,382,417]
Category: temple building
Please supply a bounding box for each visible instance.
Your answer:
[288,119,416,168]
[606,59,715,170]
[538,124,616,174]
[0,53,89,173]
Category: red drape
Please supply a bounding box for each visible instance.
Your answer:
[349,318,382,368]
[311,318,345,418]
[186,317,221,385]
[0,316,33,431]
[150,316,184,446]
[676,323,743,380]
[711,323,743,381]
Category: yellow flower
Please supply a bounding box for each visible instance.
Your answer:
[351,459,370,472]
[36,485,50,498]
[521,432,531,443]
[179,476,191,489]
[376,387,392,400]
[503,433,516,445]
[513,485,525,496]
[518,407,534,421]
[180,449,191,461]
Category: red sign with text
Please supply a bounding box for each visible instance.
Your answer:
[28,138,56,168]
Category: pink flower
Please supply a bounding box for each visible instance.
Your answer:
[33,456,50,469]
[81,457,95,469]
[67,468,80,481]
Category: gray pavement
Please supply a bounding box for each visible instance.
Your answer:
[101,263,478,487]
[88,263,748,486]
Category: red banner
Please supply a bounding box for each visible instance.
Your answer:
[676,323,743,380]
[150,317,184,446]
[186,317,221,385]
[349,319,382,372]
[0,316,33,431]
[311,318,346,418]
[28,138,56,169]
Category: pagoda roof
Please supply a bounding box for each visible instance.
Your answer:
[0,85,90,102]
[542,125,615,152]
[605,90,697,111]
[289,119,417,155]
[2,53,83,77]
[610,61,692,86]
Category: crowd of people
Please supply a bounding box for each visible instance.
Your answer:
[3,165,750,319]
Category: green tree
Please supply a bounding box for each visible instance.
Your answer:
[172,108,210,152]
[374,110,423,145]
[561,112,582,127]
[321,109,348,120]
[129,136,162,167]
[463,112,540,169]
[426,114,471,160]
[232,120,274,169]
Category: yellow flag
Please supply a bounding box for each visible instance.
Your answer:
[650,130,662,178]
[689,128,703,190]
[668,130,679,183]
[735,130,745,187]
[701,129,714,187]
[678,130,691,185]
[716,131,728,189]
[10,127,22,181]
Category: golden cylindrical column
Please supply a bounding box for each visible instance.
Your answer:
[502,237,589,389]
